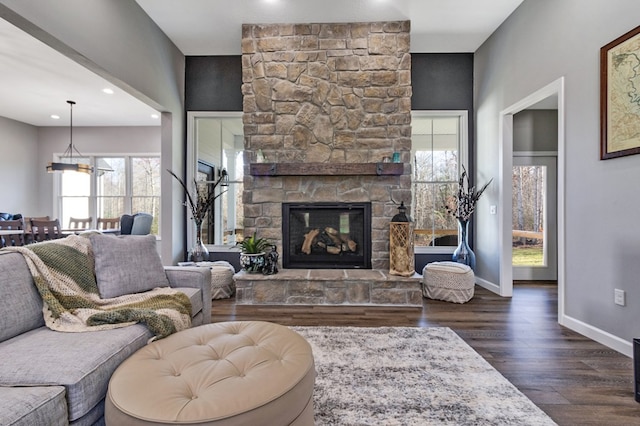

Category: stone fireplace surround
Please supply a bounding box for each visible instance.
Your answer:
[237,20,421,306]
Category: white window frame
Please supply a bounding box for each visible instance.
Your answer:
[187,111,244,250]
[52,153,161,236]
[411,110,469,254]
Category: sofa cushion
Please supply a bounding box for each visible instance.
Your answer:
[0,252,45,342]
[91,234,169,299]
[0,385,67,426]
[0,324,151,422]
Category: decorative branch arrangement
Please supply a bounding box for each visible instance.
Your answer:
[167,169,228,227]
[445,165,493,222]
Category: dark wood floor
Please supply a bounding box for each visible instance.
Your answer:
[211,282,640,425]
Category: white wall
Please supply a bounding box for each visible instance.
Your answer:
[475,0,640,354]
[0,116,39,214]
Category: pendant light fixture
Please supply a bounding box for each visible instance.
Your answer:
[46,100,93,174]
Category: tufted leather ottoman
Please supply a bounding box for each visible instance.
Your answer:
[105,321,315,425]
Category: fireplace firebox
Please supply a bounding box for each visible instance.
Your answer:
[282,202,372,269]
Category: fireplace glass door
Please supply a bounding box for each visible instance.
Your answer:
[283,202,371,269]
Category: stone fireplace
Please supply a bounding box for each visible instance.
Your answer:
[241,20,412,271]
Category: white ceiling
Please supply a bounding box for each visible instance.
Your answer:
[0,0,524,127]
[0,18,161,127]
[136,0,524,55]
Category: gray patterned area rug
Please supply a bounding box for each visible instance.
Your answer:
[292,326,557,426]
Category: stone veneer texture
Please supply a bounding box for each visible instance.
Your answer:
[241,21,412,270]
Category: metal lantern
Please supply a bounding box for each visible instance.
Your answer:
[389,201,415,277]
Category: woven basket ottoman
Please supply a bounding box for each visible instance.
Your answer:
[105,321,316,426]
[422,261,475,303]
[208,261,236,299]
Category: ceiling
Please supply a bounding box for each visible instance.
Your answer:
[0,0,524,127]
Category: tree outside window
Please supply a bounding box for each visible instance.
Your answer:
[58,155,161,234]
[412,113,467,248]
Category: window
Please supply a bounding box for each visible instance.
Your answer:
[220,147,244,245]
[57,156,161,234]
[411,112,468,250]
[189,113,244,247]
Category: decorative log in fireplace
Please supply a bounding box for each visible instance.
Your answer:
[282,202,372,269]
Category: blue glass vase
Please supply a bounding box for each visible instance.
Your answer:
[452,219,475,270]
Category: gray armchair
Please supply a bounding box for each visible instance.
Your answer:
[120,213,153,235]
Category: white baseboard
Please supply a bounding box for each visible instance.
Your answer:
[475,276,504,295]
[560,314,633,358]
[475,276,633,357]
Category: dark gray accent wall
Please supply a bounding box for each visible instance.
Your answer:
[411,53,474,111]
[185,56,243,111]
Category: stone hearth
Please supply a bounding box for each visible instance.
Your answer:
[234,269,422,307]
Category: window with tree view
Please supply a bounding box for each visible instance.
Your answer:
[412,113,467,248]
[58,156,161,235]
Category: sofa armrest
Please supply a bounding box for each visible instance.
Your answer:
[164,267,211,324]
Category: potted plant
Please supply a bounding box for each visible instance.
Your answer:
[237,232,272,273]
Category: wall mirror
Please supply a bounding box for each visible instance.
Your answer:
[187,112,244,250]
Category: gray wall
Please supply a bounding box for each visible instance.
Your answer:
[0,0,186,264]
[0,117,39,214]
[475,0,640,353]
[513,110,558,152]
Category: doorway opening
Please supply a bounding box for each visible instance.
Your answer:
[499,77,565,322]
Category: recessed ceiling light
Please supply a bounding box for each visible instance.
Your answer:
[50,114,60,120]
[151,114,159,119]
[102,88,114,95]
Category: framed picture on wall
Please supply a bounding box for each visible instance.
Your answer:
[600,24,640,160]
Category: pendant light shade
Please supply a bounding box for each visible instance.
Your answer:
[46,100,93,174]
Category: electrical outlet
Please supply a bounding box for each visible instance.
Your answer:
[490,205,497,215]
[614,289,626,306]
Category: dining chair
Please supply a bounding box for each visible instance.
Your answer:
[30,219,64,242]
[23,216,50,244]
[0,219,26,247]
[120,213,153,235]
[68,217,92,231]
[97,217,121,231]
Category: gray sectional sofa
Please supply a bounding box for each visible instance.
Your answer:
[0,241,211,426]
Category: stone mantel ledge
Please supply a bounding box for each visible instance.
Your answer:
[234,268,423,306]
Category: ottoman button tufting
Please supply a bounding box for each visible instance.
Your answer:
[105,321,316,426]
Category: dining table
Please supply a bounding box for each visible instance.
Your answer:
[0,229,24,236]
